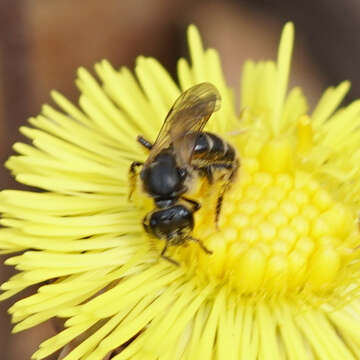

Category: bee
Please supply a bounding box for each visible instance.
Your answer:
[129,82,239,264]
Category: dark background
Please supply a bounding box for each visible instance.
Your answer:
[0,0,358,358]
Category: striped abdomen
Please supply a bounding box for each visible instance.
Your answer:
[191,131,239,224]
[192,132,236,166]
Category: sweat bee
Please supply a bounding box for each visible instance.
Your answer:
[129,82,239,264]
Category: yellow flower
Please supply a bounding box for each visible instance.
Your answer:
[1,22,360,359]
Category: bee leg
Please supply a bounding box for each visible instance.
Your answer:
[142,214,150,234]
[215,193,225,229]
[128,161,143,201]
[215,183,232,228]
[188,237,213,254]
[160,241,179,266]
[181,197,201,212]
[196,163,231,229]
[210,163,233,171]
[196,166,214,184]
[215,162,239,228]
[137,135,153,150]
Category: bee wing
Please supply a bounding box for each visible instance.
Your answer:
[145,82,221,167]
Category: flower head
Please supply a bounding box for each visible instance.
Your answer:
[1,22,360,359]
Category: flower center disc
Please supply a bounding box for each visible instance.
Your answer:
[172,157,358,298]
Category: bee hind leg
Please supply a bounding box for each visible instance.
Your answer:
[196,166,214,184]
[215,162,239,228]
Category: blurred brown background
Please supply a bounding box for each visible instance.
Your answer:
[0,0,359,358]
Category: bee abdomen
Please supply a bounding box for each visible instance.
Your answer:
[193,132,235,163]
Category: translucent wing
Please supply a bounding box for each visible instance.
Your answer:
[145,82,221,167]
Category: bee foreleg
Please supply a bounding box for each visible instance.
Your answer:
[137,135,153,150]
[188,237,213,254]
[142,213,150,233]
[128,161,143,201]
[160,241,179,266]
